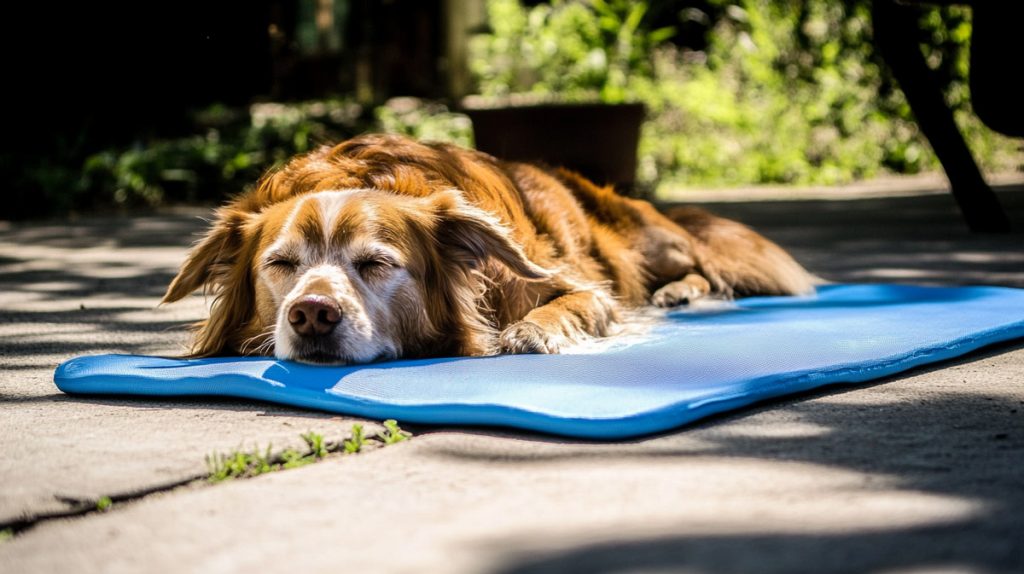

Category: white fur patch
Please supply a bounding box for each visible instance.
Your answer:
[559,299,739,355]
[264,189,371,258]
[314,189,369,241]
[558,307,665,355]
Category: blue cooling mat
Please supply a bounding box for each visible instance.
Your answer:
[55,284,1024,439]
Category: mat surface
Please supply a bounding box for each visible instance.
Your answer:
[55,284,1024,439]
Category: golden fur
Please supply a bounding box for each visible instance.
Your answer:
[163,134,813,364]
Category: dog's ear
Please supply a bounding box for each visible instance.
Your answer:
[428,190,552,280]
[162,207,252,303]
[162,207,260,357]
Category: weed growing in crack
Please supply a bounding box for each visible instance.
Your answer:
[301,431,328,459]
[279,447,311,470]
[381,419,411,444]
[96,497,113,512]
[0,528,13,543]
[343,424,365,454]
[206,444,277,482]
[205,422,411,483]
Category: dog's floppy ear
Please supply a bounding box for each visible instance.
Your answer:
[429,190,551,280]
[162,207,252,303]
[163,207,260,357]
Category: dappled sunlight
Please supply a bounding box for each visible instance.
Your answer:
[0,216,212,369]
[950,251,1024,264]
[110,303,206,325]
[472,459,985,533]
[0,324,104,339]
[413,366,1023,573]
[690,185,1024,289]
[0,213,208,248]
[707,419,832,439]
[857,268,945,280]
[413,443,992,574]
[407,433,989,536]
[0,241,190,307]
[0,243,187,273]
[0,297,201,315]
[15,281,90,293]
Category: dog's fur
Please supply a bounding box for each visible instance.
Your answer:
[163,134,813,364]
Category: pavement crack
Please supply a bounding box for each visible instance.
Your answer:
[0,420,414,542]
[0,474,203,539]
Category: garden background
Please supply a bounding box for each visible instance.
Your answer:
[4,0,1019,219]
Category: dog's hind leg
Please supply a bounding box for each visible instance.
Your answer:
[499,289,618,354]
[664,207,815,297]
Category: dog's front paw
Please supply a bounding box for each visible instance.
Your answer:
[500,322,564,354]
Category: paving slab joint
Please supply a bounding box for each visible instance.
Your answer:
[0,421,414,542]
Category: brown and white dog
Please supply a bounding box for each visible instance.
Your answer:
[163,134,813,364]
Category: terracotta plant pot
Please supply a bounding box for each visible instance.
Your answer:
[463,102,645,192]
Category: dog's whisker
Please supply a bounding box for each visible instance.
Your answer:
[239,329,275,355]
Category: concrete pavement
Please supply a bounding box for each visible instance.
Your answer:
[1,178,1022,573]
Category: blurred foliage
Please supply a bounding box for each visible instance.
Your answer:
[6,99,470,218]
[374,98,474,145]
[7,0,1021,220]
[470,0,675,103]
[470,0,1020,189]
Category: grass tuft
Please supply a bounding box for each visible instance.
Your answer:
[343,424,365,454]
[381,419,412,445]
[301,431,328,459]
[204,422,412,483]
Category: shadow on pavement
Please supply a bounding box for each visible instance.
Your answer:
[446,341,1024,573]
[0,212,209,249]
[489,520,1020,574]
[690,184,1024,288]
[468,389,1023,573]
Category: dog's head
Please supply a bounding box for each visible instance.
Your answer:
[163,188,549,364]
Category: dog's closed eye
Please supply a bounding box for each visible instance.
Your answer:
[352,254,398,280]
[264,256,300,273]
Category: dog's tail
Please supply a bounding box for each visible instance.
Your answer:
[666,207,817,298]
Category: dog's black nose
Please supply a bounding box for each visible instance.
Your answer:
[288,295,342,337]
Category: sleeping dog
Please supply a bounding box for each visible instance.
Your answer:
[163,134,813,364]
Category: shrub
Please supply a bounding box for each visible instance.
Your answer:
[469,0,1020,191]
[7,98,471,218]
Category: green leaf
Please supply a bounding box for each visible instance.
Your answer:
[647,26,675,45]
[343,423,365,454]
[624,3,647,34]
[381,420,412,445]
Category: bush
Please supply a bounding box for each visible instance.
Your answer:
[373,98,474,146]
[470,0,674,103]
[7,98,471,218]
[470,0,1020,191]
[8,1,1019,219]
[77,100,368,210]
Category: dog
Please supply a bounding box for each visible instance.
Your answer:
[163,134,813,364]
